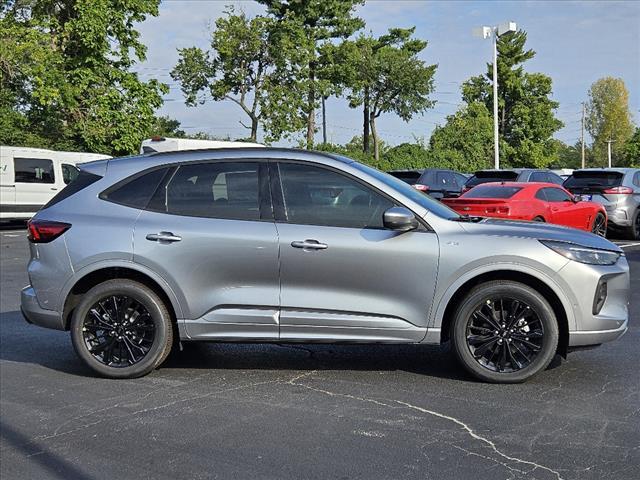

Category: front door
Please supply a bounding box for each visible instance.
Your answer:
[543,187,591,229]
[132,160,281,340]
[272,161,439,342]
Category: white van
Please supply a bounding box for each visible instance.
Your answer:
[140,136,263,154]
[0,146,111,220]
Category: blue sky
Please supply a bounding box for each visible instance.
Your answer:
[136,0,640,147]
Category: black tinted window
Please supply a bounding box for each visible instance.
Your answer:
[541,187,572,202]
[387,171,421,184]
[154,162,260,220]
[564,171,624,189]
[465,185,522,199]
[435,171,455,188]
[62,164,79,185]
[466,171,518,187]
[634,172,640,188]
[547,173,564,185]
[279,163,394,228]
[14,158,54,183]
[103,168,168,209]
[43,171,102,209]
[453,173,468,189]
[529,172,547,182]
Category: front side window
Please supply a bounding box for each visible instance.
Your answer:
[542,187,572,202]
[62,164,80,185]
[14,158,55,184]
[153,162,260,221]
[278,163,394,229]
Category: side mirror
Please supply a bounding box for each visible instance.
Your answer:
[383,207,419,232]
[572,195,581,203]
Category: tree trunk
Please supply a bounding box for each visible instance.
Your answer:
[363,86,370,153]
[306,61,315,149]
[250,116,258,142]
[370,113,379,163]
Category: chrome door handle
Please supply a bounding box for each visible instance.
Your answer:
[146,232,182,243]
[291,239,328,250]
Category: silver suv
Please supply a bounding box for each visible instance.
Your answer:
[21,149,630,383]
[564,168,640,240]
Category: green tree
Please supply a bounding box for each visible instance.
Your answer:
[586,77,635,167]
[0,0,166,155]
[622,127,640,168]
[427,102,494,173]
[462,30,563,168]
[171,10,295,142]
[339,28,436,162]
[258,0,364,149]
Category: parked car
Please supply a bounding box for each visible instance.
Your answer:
[140,136,263,154]
[563,168,640,240]
[0,146,110,220]
[442,182,607,236]
[552,168,574,181]
[463,169,564,193]
[387,168,469,199]
[22,148,629,383]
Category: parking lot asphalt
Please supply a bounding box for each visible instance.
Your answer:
[1,226,638,480]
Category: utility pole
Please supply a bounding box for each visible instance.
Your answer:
[606,139,614,168]
[492,29,499,170]
[322,96,327,145]
[581,102,586,169]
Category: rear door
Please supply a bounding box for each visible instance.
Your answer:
[131,160,281,340]
[272,161,439,342]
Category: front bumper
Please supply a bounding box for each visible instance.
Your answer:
[21,286,65,330]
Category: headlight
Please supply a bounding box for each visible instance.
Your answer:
[540,240,621,266]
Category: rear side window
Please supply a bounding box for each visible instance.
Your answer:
[149,162,261,221]
[564,171,624,189]
[101,168,169,209]
[529,172,548,182]
[14,158,55,183]
[42,171,102,209]
[62,164,80,185]
[435,171,455,188]
[465,185,522,199]
[387,171,421,184]
[633,172,640,187]
[466,171,518,187]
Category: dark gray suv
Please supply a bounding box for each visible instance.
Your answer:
[564,168,640,240]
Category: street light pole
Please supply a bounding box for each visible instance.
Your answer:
[492,28,499,170]
[473,22,517,170]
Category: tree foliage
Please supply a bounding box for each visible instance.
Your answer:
[586,77,635,167]
[622,127,640,168]
[0,0,167,155]
[462,30,563,168]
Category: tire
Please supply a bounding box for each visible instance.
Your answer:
[532,216,545,222]
[591,212,607,237]
[622,209,640,240]
[70,279,173,379]
[450,280,559,383]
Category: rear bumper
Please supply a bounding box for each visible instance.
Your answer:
[604,204,636,228]
[21,286,65,330]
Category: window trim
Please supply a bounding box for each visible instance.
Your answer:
[270,159,430,231]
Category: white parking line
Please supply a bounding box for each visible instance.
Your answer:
[616,242,640,249]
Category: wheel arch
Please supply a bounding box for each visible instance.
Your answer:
[437,269,570,358]
[61,262,183,331]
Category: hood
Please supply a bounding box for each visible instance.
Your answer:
[458,218,622,252]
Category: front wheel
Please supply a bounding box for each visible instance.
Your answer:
[451,281,558,383]
[591,212,607,237]
[70,279,173,379]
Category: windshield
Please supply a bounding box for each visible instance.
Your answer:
[342,159,461,220]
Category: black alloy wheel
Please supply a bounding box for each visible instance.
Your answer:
[591,213,607,237]
[466,297,544,373]
[82,295,155,367]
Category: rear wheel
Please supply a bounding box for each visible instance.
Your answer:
[623,209,640,240]
[591,212,607,237]
[533,216,545,222]
[451,281,558,383]
[70,279,173,379]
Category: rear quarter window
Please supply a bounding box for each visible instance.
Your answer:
[100,167,170,209]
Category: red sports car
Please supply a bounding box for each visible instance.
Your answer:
[442,182,608,236]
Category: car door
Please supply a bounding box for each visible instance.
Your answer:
[13,156,58,210]
[542,187,588,229]
[272,161,439,342]
[132,160,281,340]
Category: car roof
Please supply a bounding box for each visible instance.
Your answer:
[572,168,638,174]
[473,168,553,174]
[472,181,563,188]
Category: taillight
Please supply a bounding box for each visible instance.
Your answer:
[413,184,429,192]
[602,186,633,194]
[27,220,71,243]
[485,206,510,214]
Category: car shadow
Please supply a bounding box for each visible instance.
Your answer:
[1,310,472,381]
